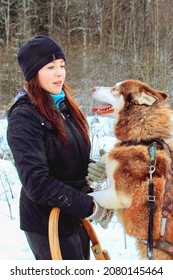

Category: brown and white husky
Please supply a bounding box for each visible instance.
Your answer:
[90,79,173,260]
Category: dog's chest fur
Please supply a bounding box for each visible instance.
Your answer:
[107,143,173,241]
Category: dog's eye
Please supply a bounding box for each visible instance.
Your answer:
[112,86,117,91]
[111,86,119,95]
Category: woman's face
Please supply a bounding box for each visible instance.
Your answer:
[37,59,66,94]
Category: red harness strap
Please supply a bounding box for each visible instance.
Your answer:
[153,239,173,255]
[149,140,173,257]
[161,142,173,217]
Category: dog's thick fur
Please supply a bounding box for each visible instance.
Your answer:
[90,79,173,260]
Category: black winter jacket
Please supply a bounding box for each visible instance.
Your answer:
[7,92,93,237]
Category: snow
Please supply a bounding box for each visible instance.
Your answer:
[0,116,139,260]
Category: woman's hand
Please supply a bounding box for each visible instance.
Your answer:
[86,200,114,229]
[86,149,107,183]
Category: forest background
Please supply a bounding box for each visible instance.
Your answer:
[1,0,173,117]
[0,0,173,261]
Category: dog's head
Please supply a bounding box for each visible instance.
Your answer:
[92,79,168,118]
[92,79,171,141]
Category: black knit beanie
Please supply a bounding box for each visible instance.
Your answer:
[17,36,66,81]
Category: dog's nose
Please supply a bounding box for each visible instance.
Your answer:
[92,87,96,93]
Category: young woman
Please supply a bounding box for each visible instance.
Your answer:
[7,36,114,260]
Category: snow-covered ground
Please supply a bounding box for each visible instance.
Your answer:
[0,116,139,260]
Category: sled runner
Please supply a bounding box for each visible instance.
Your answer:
[49,207,111,260]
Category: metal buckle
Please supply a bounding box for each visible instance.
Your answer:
[148,195,155,202]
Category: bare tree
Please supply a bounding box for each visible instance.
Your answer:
[1,0,173,114]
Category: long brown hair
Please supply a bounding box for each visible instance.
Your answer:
[26,75,90,144]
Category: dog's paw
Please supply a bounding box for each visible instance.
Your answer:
[88,187,131,209]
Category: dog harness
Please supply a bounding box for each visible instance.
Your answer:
[146,139,173,259]
[122,139,173,259]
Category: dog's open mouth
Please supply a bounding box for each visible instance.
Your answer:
[92,104,114,115]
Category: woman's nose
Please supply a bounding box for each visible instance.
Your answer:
[55,68,61,76]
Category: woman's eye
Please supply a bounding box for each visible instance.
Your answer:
[47,66,54,69]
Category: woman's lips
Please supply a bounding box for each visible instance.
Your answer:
[53,81,62,86]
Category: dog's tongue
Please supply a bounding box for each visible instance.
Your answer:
[92,105,111,112]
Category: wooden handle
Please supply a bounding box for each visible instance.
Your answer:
[82,219,111,260]
[48,207,62,260]
[48,207,111,260]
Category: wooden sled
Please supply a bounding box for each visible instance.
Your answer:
[48,207,111,260]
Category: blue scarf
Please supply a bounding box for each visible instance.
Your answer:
[51,90,66,108]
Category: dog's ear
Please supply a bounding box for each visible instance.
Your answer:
[157,91,169,100]
[132,90,168,106]
[132,92,157,105]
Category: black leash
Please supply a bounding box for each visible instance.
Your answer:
[147,144,156,259]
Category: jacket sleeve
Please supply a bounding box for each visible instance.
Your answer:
[7,106,93,219]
